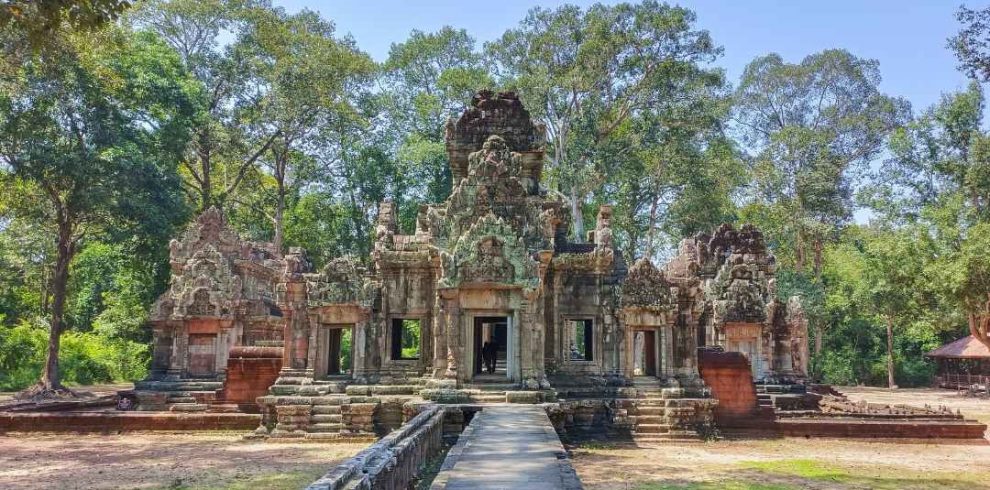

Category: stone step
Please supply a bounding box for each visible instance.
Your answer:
[467,383,517,391]
[293,386,329,396]
[635,423,672,434]
[169,403,209,412]
[633,398,711,407]
[167,396,197,404]
[635,415,664,425]
[136,381,224,392]
[346,385,420,396]
[304,433,343,441]
[310,414,342,423]
[470,393,507,403]
[308,423,344,433]
[207,404,242,413]
[311,405,342,415]
[635,406,665,416]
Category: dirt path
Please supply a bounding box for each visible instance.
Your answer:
[0,433,365,490]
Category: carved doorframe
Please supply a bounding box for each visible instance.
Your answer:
[463,309,518,383]
[314,323,355,378]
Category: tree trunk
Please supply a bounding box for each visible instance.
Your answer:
[645,195,660,259]
[795,230,806,273]
[813,323,824,356]
[273,192,285,256]
[273,157,286,257]
[813,237,824,277]
[40,219,74,391]
[885,315,897,389]
[571,185,585,242]
[968,305,990,351]
[197,130,213,211]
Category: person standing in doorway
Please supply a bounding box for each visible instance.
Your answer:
[482,341,493,375]
[487,341,497,374]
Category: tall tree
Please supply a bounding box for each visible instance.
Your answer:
[131,0,280,211]
[487,1,723,243]
[1,0,131,46]
[735,50,910,275]
[0,26,195,396]
[950,5,990,83]
[857,228,926,389]
[383,27,493,222]
[734,50,908,360]
[233,7,374,254]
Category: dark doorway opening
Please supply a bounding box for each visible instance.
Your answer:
[473,316,508,380]
[634,330,657,377]
[570,319,594,361]
[390,319,421,360]
[327,327,352,376]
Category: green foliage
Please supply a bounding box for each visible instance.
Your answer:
[0,0,132,46]
[1,0,986,391]
[488,1,731,251]
[400,319,421,359]
[735,50,910,271]
[0,320,148,391]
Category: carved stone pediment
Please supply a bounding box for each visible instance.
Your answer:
[620,258,676,312]
[306,256,380,308]
[156,244,243,320]
[440,213,539,291]
[708,256,769,327]
[461,237,515,283]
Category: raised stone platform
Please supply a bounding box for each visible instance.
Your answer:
[776,417,987,440]
[0,411,260,433]
[430,405,582,489]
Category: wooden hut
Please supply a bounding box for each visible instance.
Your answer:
[926,335,990,389]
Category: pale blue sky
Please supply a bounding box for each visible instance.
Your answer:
[275,0,980,115]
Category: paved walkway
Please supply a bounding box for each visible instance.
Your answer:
[431,405,582,489]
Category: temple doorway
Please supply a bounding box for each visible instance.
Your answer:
[473,316,508,381]
[320,325,353,377]
[725,323,762,378]
[187,334,216,377]
[633,330,657,377]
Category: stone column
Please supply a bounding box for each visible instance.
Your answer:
[440,291,460,380]
[166,323,185,380]
[432,294,447,378]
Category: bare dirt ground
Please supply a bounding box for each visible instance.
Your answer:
[0,433,366,490]
[571,386,990,490]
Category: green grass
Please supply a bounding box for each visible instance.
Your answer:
[635,483,794,490]
[740,459,848,481]
[632,458,987,490]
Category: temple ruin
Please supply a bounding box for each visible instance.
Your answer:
[133,90,811,440]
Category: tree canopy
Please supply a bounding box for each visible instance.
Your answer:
[0,1,987,391]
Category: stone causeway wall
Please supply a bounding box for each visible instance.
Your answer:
[306,405,445,490]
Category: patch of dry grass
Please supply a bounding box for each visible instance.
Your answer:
[571,440,990,489]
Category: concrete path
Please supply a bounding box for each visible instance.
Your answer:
[430,405,582,489]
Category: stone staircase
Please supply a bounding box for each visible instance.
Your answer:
[132,380,227,412]
[755,388,776,418]
[617,379,716,442]
[463,382,516,404]
[259,376,433,440]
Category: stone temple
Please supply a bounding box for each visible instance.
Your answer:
[133,90,809,440]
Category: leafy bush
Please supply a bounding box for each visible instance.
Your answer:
[0,319,148,391]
